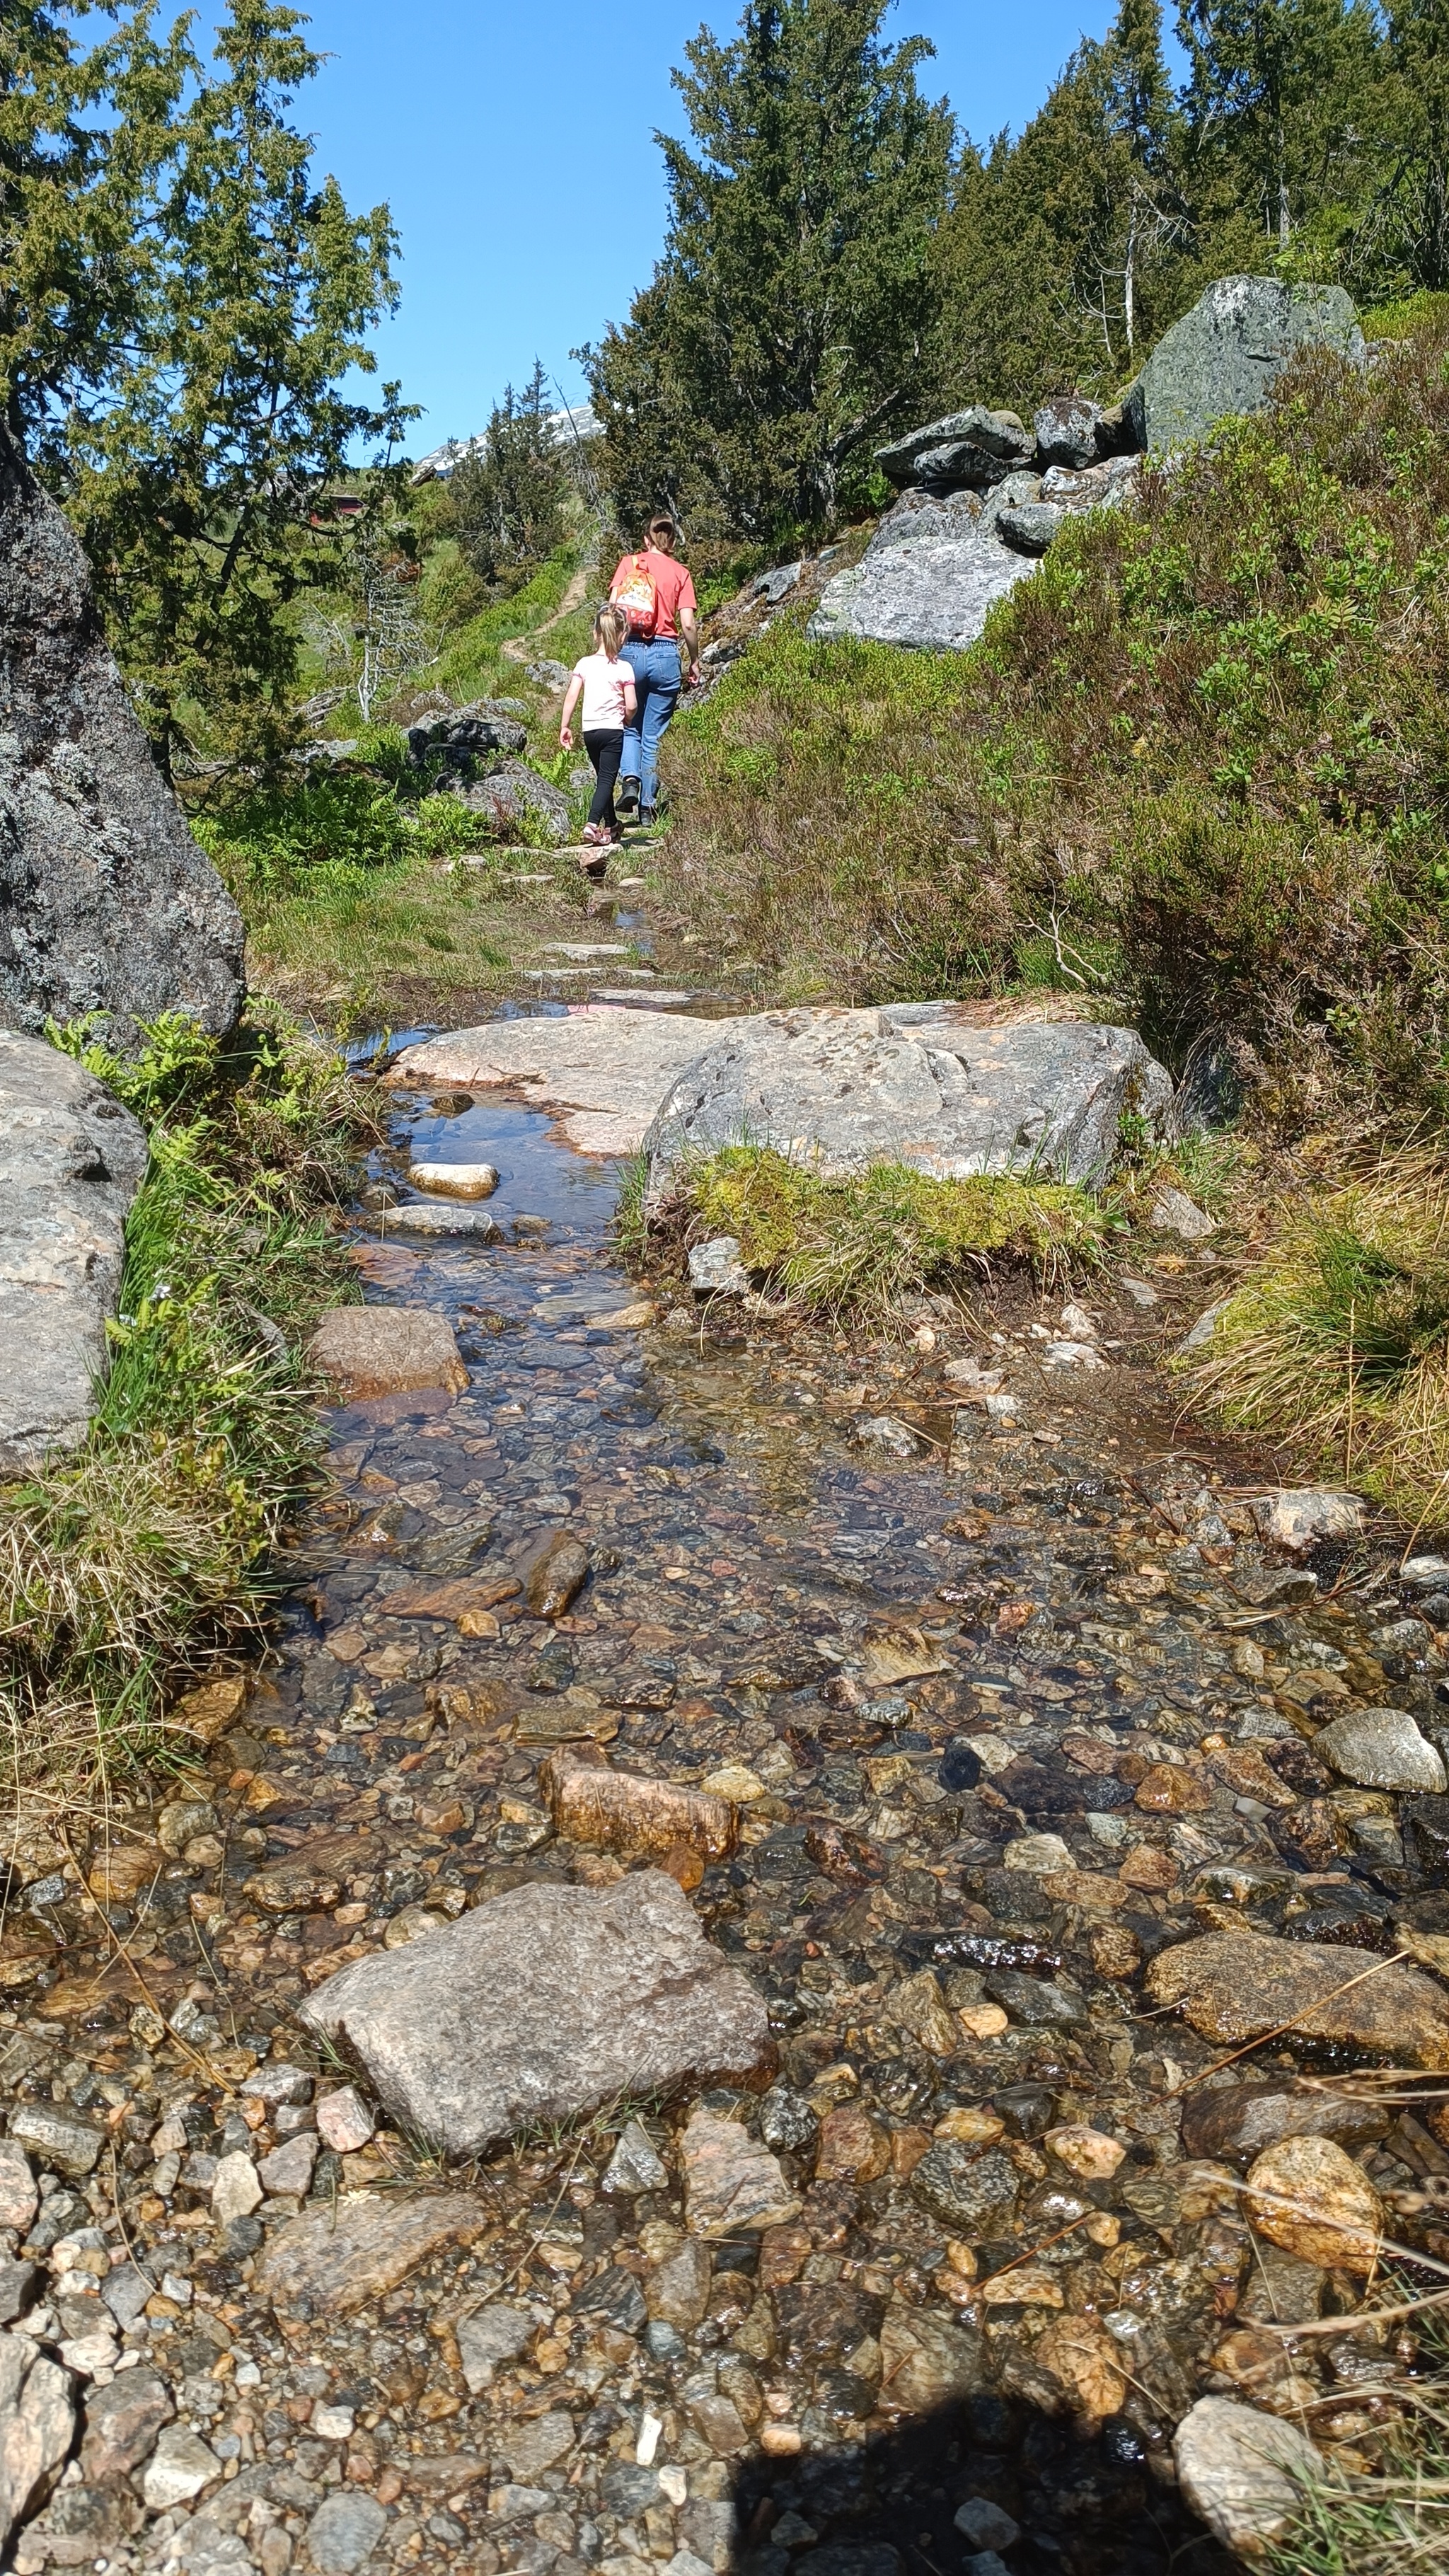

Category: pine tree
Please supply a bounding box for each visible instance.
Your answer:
[585,0,953,544]
[1177,0,1386,258]
[448,362,571,594]
[0,1,406,778]
[936,0,1187,409]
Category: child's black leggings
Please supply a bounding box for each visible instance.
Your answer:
[584,729,624,829]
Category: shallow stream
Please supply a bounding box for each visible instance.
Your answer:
[8,1015,1449,2576]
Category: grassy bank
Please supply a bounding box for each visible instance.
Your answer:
[636,1143,1113,1317]
[660,312,1449,1128]
[0,1010,373,1792]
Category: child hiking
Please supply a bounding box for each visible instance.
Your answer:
[608,514,700,826]
[560,604,637,862]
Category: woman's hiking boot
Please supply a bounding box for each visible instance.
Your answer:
[616,775,640,816]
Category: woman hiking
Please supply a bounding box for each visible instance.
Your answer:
[608,513,700,826]
[559,603,637,864]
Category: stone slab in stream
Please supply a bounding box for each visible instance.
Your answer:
[0,1032,147,1472]
[643,1002,1174,1192]
[301,1869,770,2158]
[393,998,1173,1178]
[391,1005,738,1155]
[0,419,243,1037]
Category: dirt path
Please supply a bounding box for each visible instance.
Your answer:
[500,563,594,664]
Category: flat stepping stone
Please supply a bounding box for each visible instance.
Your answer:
[376,1201,502,1237]
[542,943,633,961]
[590,988,698,1010]
[308,1307,468,1400]
[391,1007,731,1156]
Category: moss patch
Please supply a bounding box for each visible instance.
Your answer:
[676,1143,1109,1317]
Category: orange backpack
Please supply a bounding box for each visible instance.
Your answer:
[611,553,658,638]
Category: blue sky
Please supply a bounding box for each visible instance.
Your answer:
[262,0,1117,452]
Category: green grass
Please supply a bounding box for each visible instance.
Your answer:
[0,1009,374,1789]
[660,311,1449,1122]
[660,1143,1111,1317]
[1179,1145,1449,1530]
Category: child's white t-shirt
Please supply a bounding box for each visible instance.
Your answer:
[573,651,633,731]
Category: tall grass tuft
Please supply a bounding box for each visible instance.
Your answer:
[668,1143,1110,1318]
[1180,1147,1449,1531]
[0,1007,375,1791]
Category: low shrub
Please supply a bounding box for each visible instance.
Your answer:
[1179,1146,1449,1531]
[666,1143,1110,1317]
[0,1009,372,1789]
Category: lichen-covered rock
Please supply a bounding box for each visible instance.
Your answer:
[0,421,243,1036]
[643,1003,1174,1195]
[1125,276,1364,454]
[460,756,572,845]
[0,1032,146,1470]
[874,406,1034,490]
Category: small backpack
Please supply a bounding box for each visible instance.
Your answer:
[611,553,658,638]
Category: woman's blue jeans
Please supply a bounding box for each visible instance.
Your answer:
[620,639,681,810]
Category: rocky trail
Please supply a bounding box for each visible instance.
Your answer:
[7,962,1449,2576]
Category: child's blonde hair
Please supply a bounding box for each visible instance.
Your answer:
[595,604,626,655]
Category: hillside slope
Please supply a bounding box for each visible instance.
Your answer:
[660,314,1449,1131]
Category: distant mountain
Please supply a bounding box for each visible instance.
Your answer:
[410,404,600,485]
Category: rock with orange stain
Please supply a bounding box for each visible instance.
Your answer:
[814,2106,890,2183]
[1134,1762,1213,1815]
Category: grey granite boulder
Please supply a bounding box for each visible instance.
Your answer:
[998,503,1063,557]
[0,422,243,1039]
[1034,395,1122,468]
[643,1003,1174,1196]
[406,702,528,769]
[460,757,572,845]
[0,1032,146,1472]
[301,1869,770,2158]
[807,509,1034,650]
[1125,276,1365,455]
[875,407,1034,492]
[809,454,1136,650]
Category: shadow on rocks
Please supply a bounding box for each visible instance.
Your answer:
[726,2393,1235,2576]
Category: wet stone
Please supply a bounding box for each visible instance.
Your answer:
[911,2143,1020,2235]
[1311,1704,1446,1791]
[680,2108,801,2238]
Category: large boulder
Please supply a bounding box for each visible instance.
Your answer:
[809,462,1138,652]
[0,1032,147,1473]
[459,756,572,845]
[0,422,243,1038]
[807,492,1036,651]
[642,1003,1174,1197]
[1125,277,1365,454]
[874,407,1034,492]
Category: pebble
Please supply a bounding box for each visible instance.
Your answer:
[602,2119,669,2195]
[314,2084,375,2153]
[679,2108,800,2237]
[1244,2132,1382,2272]
[1311,1704,1447,1791]
[1173,2398,1320,2554]
[306,2491,388,2576]
[141,2425,221,2511]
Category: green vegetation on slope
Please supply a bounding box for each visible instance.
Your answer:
[662,315,1449,1126]
[0,1012,372,1790]
[651,1144,1109,1317]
